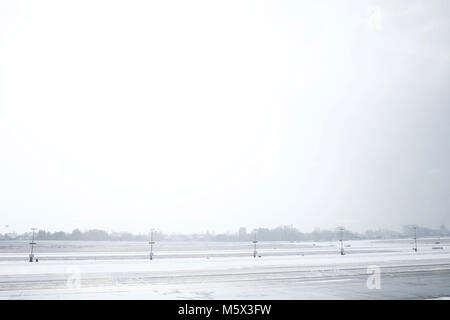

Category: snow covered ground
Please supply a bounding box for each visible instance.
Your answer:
[0,238,449,299]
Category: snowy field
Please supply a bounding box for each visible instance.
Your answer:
[0,238,449,299]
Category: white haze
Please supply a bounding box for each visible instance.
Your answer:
[1,0,449,234]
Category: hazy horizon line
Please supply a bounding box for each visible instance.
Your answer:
[2,223,448,236]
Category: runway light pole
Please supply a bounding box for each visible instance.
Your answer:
[29,228,37,262]
[339,227,345,255]
[413,226,418,252]
[149,229,155,260]
[252,231,258,258]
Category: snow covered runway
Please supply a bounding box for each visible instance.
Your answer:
[1,239,449,299]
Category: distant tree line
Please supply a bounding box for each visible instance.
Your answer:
[1,224,449,242]
[197,224,449,242]
[31,229,151,241]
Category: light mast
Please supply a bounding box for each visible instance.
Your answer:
[252,230,258,258]
[413,226,418,252]
[339,227,345,255]
[149,229,155,260]
[29,228,37,262]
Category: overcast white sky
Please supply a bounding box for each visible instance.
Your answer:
[1,0,450,234]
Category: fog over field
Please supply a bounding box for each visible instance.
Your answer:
[1,0,450,235]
